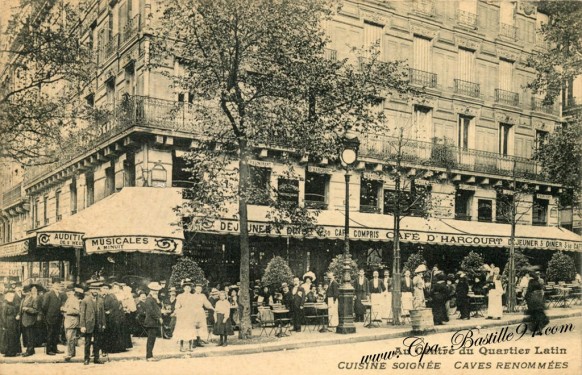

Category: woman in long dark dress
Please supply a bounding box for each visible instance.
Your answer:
[2,291,21,357]
[103,285,127,353]
[431,273,449,325]
[525,273,549,332]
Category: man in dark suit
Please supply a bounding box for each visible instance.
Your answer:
[290,277,305,332]
[80,281,106,365]
[144,282,163,361]
[42,278,66,355]
[12,281,23,354]
[456,272,470,320]
[20,285,40,357]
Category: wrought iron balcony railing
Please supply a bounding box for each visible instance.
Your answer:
[359,134,548,182]
[409,68,437,88]
[495,88,519,106]
[324,48,337,61]
[456,10,477,28]
[499,23,517,40]
[99,34,119,63]
[454,79,480,98]
[120,14,140,45]
[531,98,557,115]
[24,96,213,185]
[2,183,23,208]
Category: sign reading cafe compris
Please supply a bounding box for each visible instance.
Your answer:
[201,219,582,252]
[85,236,183,255]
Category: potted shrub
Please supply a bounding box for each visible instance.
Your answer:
[261,256,294,290]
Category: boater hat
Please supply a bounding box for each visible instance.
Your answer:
[147,282,163,291]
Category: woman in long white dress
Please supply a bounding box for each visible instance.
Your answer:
[173,281,198,352]
[413,268,426,310]
[487,268,503,319]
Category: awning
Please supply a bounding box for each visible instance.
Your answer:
[197,206,582,252]
[37,187,184,255]
[0,237,34,260]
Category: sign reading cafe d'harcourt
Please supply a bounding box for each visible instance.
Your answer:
[206,220,582,252]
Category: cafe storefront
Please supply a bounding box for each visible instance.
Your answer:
[192,206,582,280]
[35,187,184,283]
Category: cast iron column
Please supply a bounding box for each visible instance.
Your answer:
[337,171,356,334]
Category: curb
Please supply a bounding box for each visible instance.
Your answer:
[3,310,580,365]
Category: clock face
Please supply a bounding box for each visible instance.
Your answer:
[341,148,357,165]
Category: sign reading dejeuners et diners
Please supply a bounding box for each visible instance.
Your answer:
[85,236,183,254]
[200,220,582,252]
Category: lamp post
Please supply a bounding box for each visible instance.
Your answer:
[336,133,359,334]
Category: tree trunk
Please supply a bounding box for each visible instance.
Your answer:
[507,220,517,312]
[392,213,402,325]
[238,140,252,338]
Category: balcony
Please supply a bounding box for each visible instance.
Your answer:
[120,14,140,46]
[531,98,557,115]
[360,205,382,214]
[499,23,517,40]
[412,0,435,17]
[99,34,119,64]
[2,183,23,208]
[455,213,472,221]
[495,89,519,106]
[359,134,548,182]
[532,219,547,226]
[324,48,337,61]
[409,68,437,88]
[24,96,213,185]
[456,10,477,28]
[454,79,480,98]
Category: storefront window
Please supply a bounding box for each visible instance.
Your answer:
[70,178,77,214]
[455,190,473,220]
[361,178,382,213]
[248,167,271,205]
[495,191,513,223]
[477,199,492,222]
[86,172,95,207]
[277,177,299,206]
[304,172,328,209]
[533,198,548,226]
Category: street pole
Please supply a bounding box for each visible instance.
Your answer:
[391,174,402,325]
[337,170,356,334]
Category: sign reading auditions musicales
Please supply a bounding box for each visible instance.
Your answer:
[85,236,182,254]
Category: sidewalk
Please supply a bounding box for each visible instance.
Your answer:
[2,306,581,364]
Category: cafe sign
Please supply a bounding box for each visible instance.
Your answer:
[200,219,582,252]
[37,232,83,248]
[85,236,183,255]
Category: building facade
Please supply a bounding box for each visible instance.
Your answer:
[0,0,580,285]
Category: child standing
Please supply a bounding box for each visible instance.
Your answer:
[213,291,233,346]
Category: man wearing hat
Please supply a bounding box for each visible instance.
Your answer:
[80,281,106,365]
[12,281,23,355]
[20,284,40,357]
[456,272,470,320]
[61,285,83,361]
[144,282,163,361]
[42,277,67,355]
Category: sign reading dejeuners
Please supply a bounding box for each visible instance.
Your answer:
[200,220,582,252]
[85,236,183,254]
